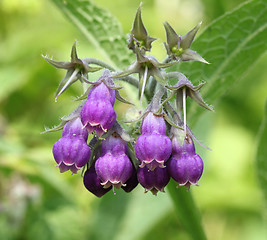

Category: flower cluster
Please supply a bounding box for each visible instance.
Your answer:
[44,4,212,197]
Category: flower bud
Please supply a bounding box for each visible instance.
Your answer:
[137,166,170,195]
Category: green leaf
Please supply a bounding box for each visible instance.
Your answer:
[174,0,267,124]
[50,0,134,69]
[46,1,267,240]
[256,100,267,206]
[167,180,207,240]
[88,190,131,240]
[113,189,172,240]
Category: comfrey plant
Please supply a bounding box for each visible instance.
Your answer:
[44,5,213,197]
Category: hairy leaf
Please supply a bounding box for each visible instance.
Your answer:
[47,1,267,240]
[256,100,267,206]
[51,0,134,69]
[174,0,267,124]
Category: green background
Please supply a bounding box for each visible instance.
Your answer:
[0,0,266,239]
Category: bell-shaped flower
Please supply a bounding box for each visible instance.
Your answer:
[83,165,111,197]
[121,171,139,193]
[95,134,134,191]
[52,118,91,174]
[80,72,117,137]
[137,165,170,195]
[135,112,172,171]
[167,134,204,189]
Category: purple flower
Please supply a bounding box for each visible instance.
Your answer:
[52,118,91,174]
[167,136,204,188]
[137,165,170,195]
[135,112,172,170]
[95,134,134,191]
[87,82,116,106]
[122,171,139,193]
[83,165,111,197]
[62,117,88,141]
[140,112,167,135]
[80,99,116,137]
[80,82,116,137]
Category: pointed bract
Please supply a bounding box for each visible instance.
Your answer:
[113,49,175,104]
[128,3,156,52]
[166,74,213,111]
[43,42,101,101]
[164,22,209,63]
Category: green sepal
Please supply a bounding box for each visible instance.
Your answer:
[181,49,209,64]
[74,85,92,101]
[128,3,156,52]
[163,112,184,130]
[131,3,147,42]
[163,21,179,52]
[42,55,74,69]
[163,22,209,64]
[115,90,134,105]
[41,120,67,134]
[71,41,79,62]
[166,72,213,112]
[55,69,79,100]
[127,142,140,170]
[180,22,202,49]
[101,121,134,142]
[44,42,102,101]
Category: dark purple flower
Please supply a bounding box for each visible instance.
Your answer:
[95,135,134,191]
[137,166,170,195]
[52,118,91,174]
[135,112,172,170]
[167,136,204,188]
[83,166,111,197]
[122,171,139,193]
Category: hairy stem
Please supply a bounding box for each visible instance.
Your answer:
[83,58,115,71]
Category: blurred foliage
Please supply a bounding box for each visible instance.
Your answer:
[0,0,267,240]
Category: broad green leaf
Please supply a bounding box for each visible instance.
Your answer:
[165,1,267,238]
[114,188,172,240]
[167,180,206,240]
[88,190,131,240]
[47,1,267,240]
[50,0,134,69]
[174,0,267,125]
[256,100,267,205]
